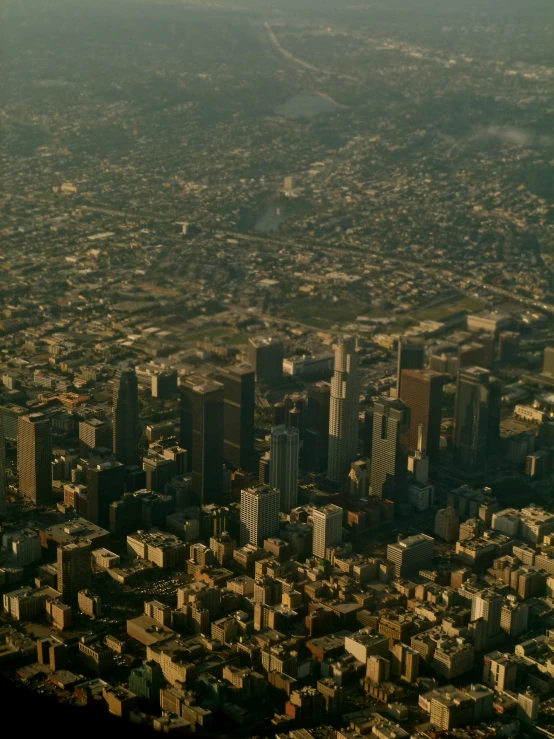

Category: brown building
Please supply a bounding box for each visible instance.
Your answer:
[400,369,445,461]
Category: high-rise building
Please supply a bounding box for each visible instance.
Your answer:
[86,459,125,527]
[18,413,52,504]
[400,369,444,461]
[312,504,343,558]
[328,336,360,483]
[216,364,255,471]
[57,541,92,603]
[303,382,330,472]
[543,347,554,376]
[180,376,224,505]
[79,418,112,456]
[387,534,434,578]
[397,338,425,398]
[152,371,178,399]
[112,365,140,467]
[471,590,502,639]
[247,337,284,384]
[454,367,501,473]
[0,403,27,442]
[370,397,410,502]
[434,506,460,542]
[269,425,299,513]
[0,416,6,516]
[240,485,280,547]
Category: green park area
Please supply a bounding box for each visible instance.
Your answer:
[413,295,486,322]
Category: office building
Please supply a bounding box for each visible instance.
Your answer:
[370,397,410,502]
[471,590,502,639]
[400,369,444,461]
[434,506,460,542]
[240,485,280,547]
[397,338,425,398]
[129,660,165,708]
[303,382,330,472]
[269,425,299,513]
[0,417,6,515]
[216,364,255,471]
[0,403,27,442]
[544,347,554,376]
[78,589,102,618]
[79,418,112,456]
[152,371,178,399]
[313,504,343,559]
[328,336,360,483]
[86,458,125,528]
[454,367,501,473]
[57,541,92,603]
[498,332,520,362]
[247,336,284,384]
[18,413,52,504]
[387,534,434,578]
[518,690,539,723]
[112,365,140,467]
[180,375,224,505]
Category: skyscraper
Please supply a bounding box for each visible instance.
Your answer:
[400,369,445,461]
[86,458,125,527]
[247,336,284,384]
[180,375,224,505]
[79,418,112,456]
[112,365,140,467]
[328,336,360,483]
[240,485,280,547]
[303,382,330,472]
[216,364,255,471]
[312,504,343,558]
[370,397,410,502]
[18,413,52,504]
[454,367,501,474]
[397,338,425,398]
[269,425,299,513]
[57,540,92,603]
[0,417,6,516]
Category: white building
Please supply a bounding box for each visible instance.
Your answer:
[312,504,343,558]
[240,485,280,547]
[327,336,360,483]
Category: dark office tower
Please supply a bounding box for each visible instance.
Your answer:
[180,375,224,505]
[498,332,520,362]
[112,365,140,467]
[454,367,502,474]
[247,336,284,385]
[180,385,193,472]
[544,347,554,376]
[362,410,374,459]
[216,364,255,471]
[304,382,331,472]
[397,338,425,398]
[273,402,286,427]
[328,336,360,483]
[269,425,299,513]
[400,369,445,462]
[285,393,305,436]
[18,413,52,504]
[0,416,6,515]
[370,397,410,502]
[79,418,112,456]
[86,459,125,528]
[57,541,92,603]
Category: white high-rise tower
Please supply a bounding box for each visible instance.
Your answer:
[327,336,360,483]
[269,425,299,513]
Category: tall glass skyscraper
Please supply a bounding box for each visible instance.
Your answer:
[327,336,360,483]
[269,424,299,513]
[112,365,140,467]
